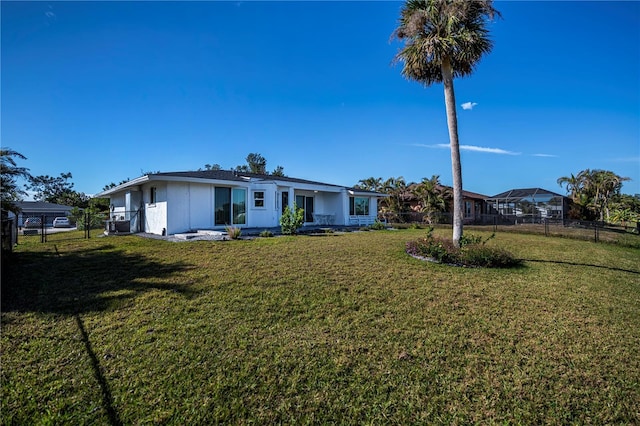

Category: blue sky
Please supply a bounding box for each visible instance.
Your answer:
[3,1,639,197]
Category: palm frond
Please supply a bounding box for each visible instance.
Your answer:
[392,0,500,86]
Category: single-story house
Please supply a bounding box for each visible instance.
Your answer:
[15,201,74,227]
[380,184,490,224]
[94,170,386,236]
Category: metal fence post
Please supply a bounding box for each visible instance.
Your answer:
[544,218,549,237]
[41,214,46,243]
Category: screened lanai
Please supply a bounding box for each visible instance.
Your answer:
[486,188,569,222]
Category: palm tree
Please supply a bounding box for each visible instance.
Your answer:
[355,177,384,192]
[1,148,30,214]
[392,0,500,246]
[412,175,448,223]
[557,173,583,202]
[558,169,630,222]
[381,176,409,222]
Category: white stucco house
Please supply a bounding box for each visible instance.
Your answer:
[94,170,386,236]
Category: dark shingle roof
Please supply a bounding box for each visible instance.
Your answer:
[154,170,347,188]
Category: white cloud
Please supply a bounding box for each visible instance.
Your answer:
[532,153,558,158]
[412,143,520,155]
[461,102,478,110]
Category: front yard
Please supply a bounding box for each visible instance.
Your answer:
[2,229,639,424]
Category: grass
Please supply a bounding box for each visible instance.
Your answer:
[2,228,639,424]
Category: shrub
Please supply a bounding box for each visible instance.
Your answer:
[280,203,305,235]
[406,228,522,268]
[259,229,274,238]
[224,225,242,240]
[459,245,522,268]
[369,219,386,231]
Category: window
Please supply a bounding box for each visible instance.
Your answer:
[465,201,472,218]
[232,188,246,224]
[281,192,289,214]
[253,191,265,208]
[349,197,369,215]
[150,187,157,205]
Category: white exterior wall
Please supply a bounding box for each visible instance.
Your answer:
[164,182,217,233]
[105,177,383,235]
[248,183,278,228]
[143,183,168,235]
[188,183,215,230]
[166,183,190,235]
[110,193,126,220]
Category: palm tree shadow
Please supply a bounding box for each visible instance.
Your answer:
[523,258,640,275]
[1,244,201,315]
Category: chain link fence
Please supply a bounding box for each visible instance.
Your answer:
[17,212,106,245]
[382,211,640,245]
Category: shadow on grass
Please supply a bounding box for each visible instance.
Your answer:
[75,314,123,426]
[523,258,640,275]
[1,244,200,315]
[1,244,201,425]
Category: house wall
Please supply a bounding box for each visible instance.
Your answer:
[107,178,384,235]
[249,183,278,229]
[143,183,168,235]
[110,193,126,220]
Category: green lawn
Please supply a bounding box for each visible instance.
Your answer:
[2,229,639,424]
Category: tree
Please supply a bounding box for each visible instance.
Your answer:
[381,176,409,222]
[412,175,450,223]
[235,153,285,176]
[271,165,286,177]
[205,163,222,171]
[558,169,630,222]
[237,153,267,174]
[1,148,30,214]
[355,177,384,192]
[27,172,90,208]
[392,0,500,246]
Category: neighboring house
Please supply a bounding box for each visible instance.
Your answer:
[381,184,489,224]
[485,188,570,222]
[15,201,74,227]
[94,170,386,236]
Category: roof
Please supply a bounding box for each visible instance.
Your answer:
[95,170,387,197]
[16,201,74,212]
[487,188,566,200]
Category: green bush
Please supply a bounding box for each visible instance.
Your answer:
[369,219,386,230]
[280,203,305,235]
[406,229,522,268]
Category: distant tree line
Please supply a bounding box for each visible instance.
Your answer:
[356,169,639,226]
[557,169,638,224]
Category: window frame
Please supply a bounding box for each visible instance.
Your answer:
[349,196,370,216]
[150,187,157,205]
[253,191,265,208]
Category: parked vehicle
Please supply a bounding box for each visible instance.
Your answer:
[24,217,42,228]
[53,217,71,228]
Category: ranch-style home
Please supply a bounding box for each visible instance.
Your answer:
[95,170,386,236]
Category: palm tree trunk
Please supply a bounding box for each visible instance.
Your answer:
[441,58,464,247]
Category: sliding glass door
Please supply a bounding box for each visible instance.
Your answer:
[215,187,246,226]
[295,195,314,223]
